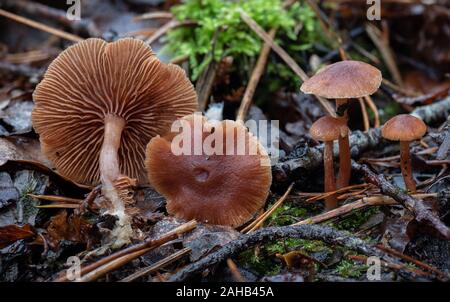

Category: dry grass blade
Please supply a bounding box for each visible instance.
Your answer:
[366,22,403,86]
[364,95,380,128]
[306,183,370,203]
[0,8,83,42]
[119,248,191,282]
[54,220,197,282]
[35,204,80,209]
[242,183,294,234]
[133,11,174,21]
[28,194,82,204]
[236,28,277,123]
[239,10,335,116]
[226,258,246,282]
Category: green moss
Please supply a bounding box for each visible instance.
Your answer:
[328,207,380,232]
[266,202,308,226]
[162,0,325,91]
[334,260,368,279]
[238,249,281,276]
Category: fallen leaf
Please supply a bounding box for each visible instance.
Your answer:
[0,224,35,248]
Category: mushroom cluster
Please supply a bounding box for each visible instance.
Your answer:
[145,114,272,227]
[33,38,197,245]
[301,60,382,190]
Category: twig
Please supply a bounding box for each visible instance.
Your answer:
[239,10,335,116]
[119,247,191,282]
[359,98,370,131]
[0,8,84,42]
[167,224,393,281]
[0,61,43,78]
[411,94,450,124]
[365,22,403,86]
[294,195,396,226]
[133,11,174,21]
[306,183,371,202]
[364,96,380,128]
[376,245,449,281]
[28,194,82,204]
[347,254,435,281]
[54,220,197,282]
[145,20,196,44]
[226,258,246,282]
[352,161,450,239]
[2,0,100,37]
[236,28,277,123]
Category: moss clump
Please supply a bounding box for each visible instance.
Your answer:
[334,259,368,279]
[163,0,325,91]
[238,249,282,276]
[328,206,380,232]
[266,203,308,226]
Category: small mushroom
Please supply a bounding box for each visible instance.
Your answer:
[301,60,382,189]
[310,116,348,210]
[381,114,427,193]
[32,38,197,244]
[145,114,272,227]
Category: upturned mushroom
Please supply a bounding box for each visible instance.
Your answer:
[301,60,382,189]
[145,114,272,227]
[381,114,427,193]
[310,116,348,210]
[32,38,197,245]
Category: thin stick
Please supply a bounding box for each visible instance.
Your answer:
[376,245,449,280]
[366,23,403,86]
[226,258,246,282]
[120,248,191,282]
[54,220,197,282]
[133,11,174,21]
[359,98,370,131]
[242,183,294,233]
[236,28,277,123]
[28,194,82,204]
[364,95,380,128]
[0,8,83,43]
[77,247,151,282]
[239,10,335,116]
[305,183,370,202]
[294,196,396,226]
[145,20,196,44]
[35,204,80,209]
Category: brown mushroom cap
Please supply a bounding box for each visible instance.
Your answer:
[145,114,272,227]
[32,38,197,185]
[310,116,349,142]
[381,114,427,141]
[300,60,382,99]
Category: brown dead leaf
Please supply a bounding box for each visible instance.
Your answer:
[0,224,36,248]
[46,211,93,249]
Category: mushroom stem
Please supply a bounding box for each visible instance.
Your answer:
[335,99,351,189]
[337,133,351,188]
[323,141,338,210]
[99,114,126,215]
[400,140,416,193]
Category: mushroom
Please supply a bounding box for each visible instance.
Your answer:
[310,116,349,210]
[32,38,197,244]
[301,60,382,189]
[381,114,427,193]
[145,114,272,227]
